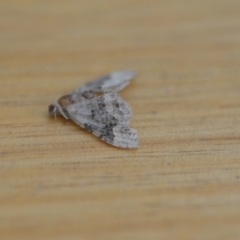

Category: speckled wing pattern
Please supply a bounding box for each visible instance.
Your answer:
[67,92,138,148]
[49,69,138,148]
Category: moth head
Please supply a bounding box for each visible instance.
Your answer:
[48,103,69,119]
[48,103,59,117]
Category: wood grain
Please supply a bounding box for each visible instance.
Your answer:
[1,0,240,239]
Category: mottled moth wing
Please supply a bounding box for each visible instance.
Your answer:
[71,69,136,94]
[66,92,139,148]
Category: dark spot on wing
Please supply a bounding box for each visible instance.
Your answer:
[82,91,96,99]
[99,122,118,143]
[91,109,95,119]
[84,123,93,133]
[98,102,106,110]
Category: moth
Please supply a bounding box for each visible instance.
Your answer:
[48,70,139,148]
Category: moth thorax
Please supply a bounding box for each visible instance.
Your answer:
[58,94,76,107]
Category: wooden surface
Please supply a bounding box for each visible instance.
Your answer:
[1,0,240,239]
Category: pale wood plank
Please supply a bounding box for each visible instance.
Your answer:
[1,0,240,239]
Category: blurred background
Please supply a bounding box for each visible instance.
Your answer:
[1,0,240,239]
[2,0,239,82]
